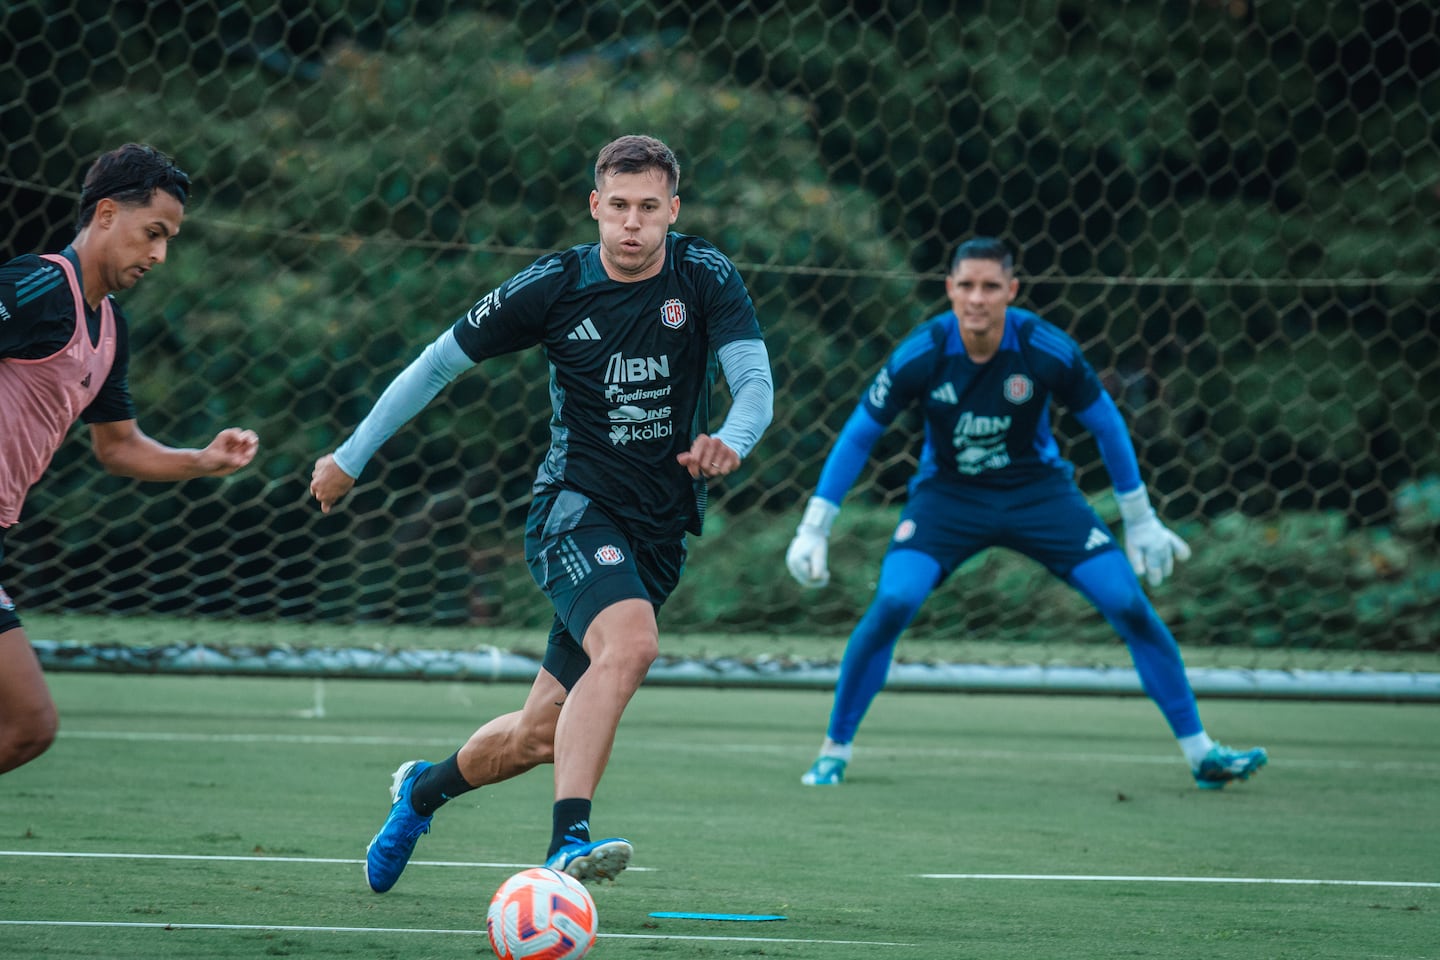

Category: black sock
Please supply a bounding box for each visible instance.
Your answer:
[548,797,592,859]
[410,753,476,817]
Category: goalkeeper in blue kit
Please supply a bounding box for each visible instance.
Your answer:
[787,237,1266,790]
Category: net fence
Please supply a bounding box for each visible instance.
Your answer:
[2,1,1437,677]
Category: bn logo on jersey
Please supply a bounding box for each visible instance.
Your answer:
[1004,374,1033,404]
[660,298,687,330]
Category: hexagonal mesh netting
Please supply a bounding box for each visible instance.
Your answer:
[2,1,1437,667]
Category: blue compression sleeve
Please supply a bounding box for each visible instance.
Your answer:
[1068,551,1202,738]
[712,339,774,458]
[333,329,476,478]
[813,406,886,505]
[827,549,942,744]
[1074,392,1143,495]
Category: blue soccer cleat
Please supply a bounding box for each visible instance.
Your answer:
[1193,744,1268,790]
[365,759,433,893]
[800,755,847,786]
[545,837,633,883]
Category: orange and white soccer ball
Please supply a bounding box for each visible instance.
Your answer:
[486,867,598,960]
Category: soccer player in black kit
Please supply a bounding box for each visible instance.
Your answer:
[311,135,773,890]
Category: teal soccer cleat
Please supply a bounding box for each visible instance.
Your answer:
[1193,744,1268,790]
[365,760,433,892]
[545,837,633,883]
[800,755,847,786]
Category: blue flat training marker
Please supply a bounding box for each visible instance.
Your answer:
[649,912,787,921]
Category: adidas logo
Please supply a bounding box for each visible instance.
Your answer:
[929,382,958,404]
[1084,527,1111,550]
[568,317,601,341]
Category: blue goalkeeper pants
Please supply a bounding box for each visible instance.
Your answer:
[824,548,1203,744]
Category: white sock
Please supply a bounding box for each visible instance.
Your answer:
[1178,731,1216,769]
[819,738,852,762]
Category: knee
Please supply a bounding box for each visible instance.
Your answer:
[867,584,925,630]
[0,706,58,773]
[1108,591,1165,640]
[596,633,658,684]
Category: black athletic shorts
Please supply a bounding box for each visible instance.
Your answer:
[0,528,20,633]
[524,488,686,691]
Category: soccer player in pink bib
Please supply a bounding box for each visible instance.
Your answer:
[0,144,259,775]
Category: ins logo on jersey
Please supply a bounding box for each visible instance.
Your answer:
[608,405,672,423]
[1004,374,1033,404]
[466,288,503,327]
[868,368,893,407]
[660,298,687,330]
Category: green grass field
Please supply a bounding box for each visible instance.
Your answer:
[2,673,1437,959]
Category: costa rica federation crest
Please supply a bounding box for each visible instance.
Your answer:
[1004,373,1033,404]
[660,298,687,330]
[595,545,625,565]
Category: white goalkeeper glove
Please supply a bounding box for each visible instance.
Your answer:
[786,496,840,589]
[1116,487,1192,587]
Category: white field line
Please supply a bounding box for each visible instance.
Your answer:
[0,849,653,871]
[55,729,1440,773]
[919,873,1440,889]
[0,920,912,946]
[3,850,1430,891]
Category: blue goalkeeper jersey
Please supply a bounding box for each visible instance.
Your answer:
[863,307,1104,491]
[450,232,763,540]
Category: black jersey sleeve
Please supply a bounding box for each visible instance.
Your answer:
[450,253,566,362]
[79,299,136,424]
[678,237,763,348]
[0,255,68,359]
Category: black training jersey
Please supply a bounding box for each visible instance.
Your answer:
[863,306,1104,491]
[450,232,763,540]
[0,247,135,423]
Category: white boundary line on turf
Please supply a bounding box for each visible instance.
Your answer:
[920,873,1440,889]
[55,730,1440,773]
[0,920,911,947]
[0,850,654,872]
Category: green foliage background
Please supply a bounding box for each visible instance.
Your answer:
[1,0,1436,654]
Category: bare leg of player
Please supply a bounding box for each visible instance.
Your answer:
[0,626,59,774]
[554,597,657,799]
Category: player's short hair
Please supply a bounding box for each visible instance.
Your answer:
[950,236,1014,274]
[77,143,191,229]
[594,135,680,196]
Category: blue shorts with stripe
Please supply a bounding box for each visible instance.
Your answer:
[524,487,685,690]
[889,472,1121,579]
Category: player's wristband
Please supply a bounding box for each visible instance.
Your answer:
[1116,486,1154,525]
[800,496,840,535]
